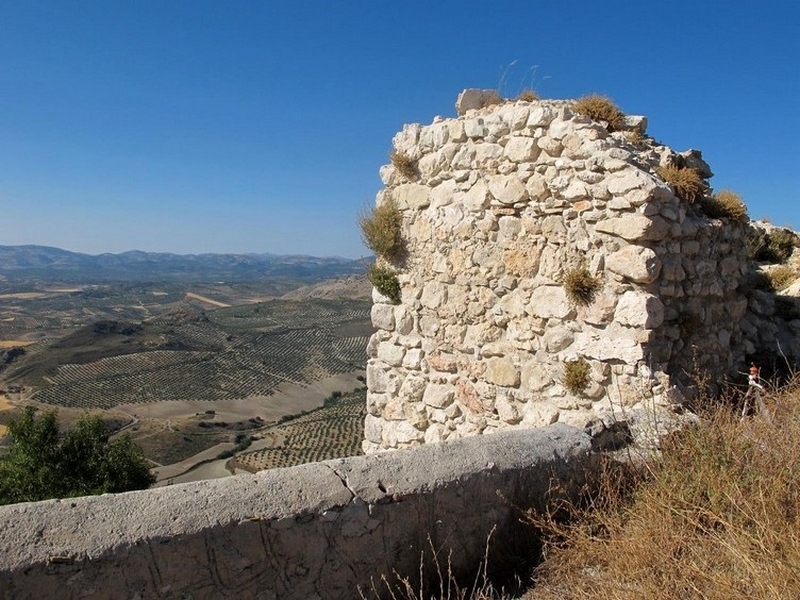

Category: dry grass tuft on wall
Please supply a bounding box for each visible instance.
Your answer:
[358,199,404,262]
[572,94,625,132]
[656,164,707,203]
[517,89,539,102]
[701,189,749,222]
[562,358,591,395]
[563,266,600,306]
[390,150,419,181]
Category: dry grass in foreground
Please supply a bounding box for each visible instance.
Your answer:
[525,382,800,600]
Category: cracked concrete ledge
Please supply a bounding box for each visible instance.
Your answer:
[0,423,595,599]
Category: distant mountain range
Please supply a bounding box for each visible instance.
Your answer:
[0,245,369,283]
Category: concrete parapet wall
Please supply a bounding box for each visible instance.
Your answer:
[0,424,594,599]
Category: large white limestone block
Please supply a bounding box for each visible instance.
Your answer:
[504,137,540,163]
[615,291,665,329]
[423,383,455,409]
[606,246,662,283]
[573,323,644,363]
[371,304,395,331]
[488,174,528,205]
[595,215,669,241]
[528,286,574,319]
[484,357,520,387]
[394,183,431,210]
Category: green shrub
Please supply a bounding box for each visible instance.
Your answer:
[0,407,154,505]
[563,266,601,306]
[563,358,591,395]
[701,189,748,221]
[358,198,404,262]
[367,264,401,303]
[389,150,419,180]
[572,94,625,131]
[656,164,706,203]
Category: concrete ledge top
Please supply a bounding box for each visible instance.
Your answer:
[0,423,591,573]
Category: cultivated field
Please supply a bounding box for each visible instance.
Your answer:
[0,279,373,479]
[232,388,366,472]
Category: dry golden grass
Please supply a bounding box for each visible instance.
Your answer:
[701,189,749,222]
[525,382,800,600]
[656,164,706,203]
[563,266,600,306]
[572,95,624,131]
[767,264,796,291]
[562,359,591,395]
[623,130,644,146]
[391,150,419,180]
[0,341,34,348]
[747,228,798,264]
[517,89,539,102]
[358,198,404,262]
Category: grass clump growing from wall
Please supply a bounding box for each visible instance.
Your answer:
[358,198,404,262]
[748,227,798,264]
[390,150,419,181]
[656,164,706,203]
[563,266,600,306]
[767,264,795,291]
[517,89,539,102]
[562,358,590,395]
[368,264,401,304]
[700,189,749,222]
[572,94,625,132]
[528,384,800,599]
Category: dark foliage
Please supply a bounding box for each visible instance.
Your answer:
[0,407,154,505]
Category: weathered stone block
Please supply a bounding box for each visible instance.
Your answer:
[423,383,455,408]
[488,174,528,205]
[595,215,669,241]
[484,357,520,387]
[606,245,662,283]
[528,286,574,319]
[371,304,395,331]
[615,291,665,329]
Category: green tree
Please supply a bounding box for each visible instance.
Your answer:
[0,407,154,505]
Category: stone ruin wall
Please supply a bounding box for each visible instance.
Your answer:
[364,92,754,453]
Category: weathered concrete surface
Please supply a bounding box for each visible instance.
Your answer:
[0,425,594,599]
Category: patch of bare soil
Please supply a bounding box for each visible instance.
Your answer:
[0,341,36,348]
[184,292,231,308]
[281,276,371,301]
[116,371,362,422]
[120,370,364,481]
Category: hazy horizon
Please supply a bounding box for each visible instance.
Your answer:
[0,242,365,261]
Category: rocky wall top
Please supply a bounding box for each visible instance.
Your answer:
[364,91,751,453]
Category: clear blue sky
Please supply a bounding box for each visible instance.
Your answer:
[1,1,798,259]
